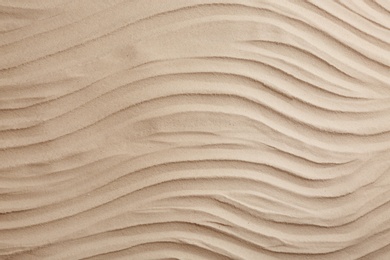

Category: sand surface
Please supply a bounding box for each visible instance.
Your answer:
[1,0,390,259]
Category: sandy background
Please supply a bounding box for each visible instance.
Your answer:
[1,0,390,259]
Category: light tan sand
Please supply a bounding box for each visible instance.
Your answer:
[1,0,390,259]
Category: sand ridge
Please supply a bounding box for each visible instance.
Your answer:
[1,0,390,259]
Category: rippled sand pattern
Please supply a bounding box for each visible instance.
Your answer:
[1,0,390,259]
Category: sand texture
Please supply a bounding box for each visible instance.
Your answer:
[1,0,390,259]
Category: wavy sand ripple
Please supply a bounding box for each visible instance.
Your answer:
[1,0,390,259]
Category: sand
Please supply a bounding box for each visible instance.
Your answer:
[1,0,390,259]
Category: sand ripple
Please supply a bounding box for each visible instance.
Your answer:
[1,0,390,259]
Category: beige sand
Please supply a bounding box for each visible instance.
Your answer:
[1,0,390,259]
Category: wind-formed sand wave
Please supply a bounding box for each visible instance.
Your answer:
[1,0,390,259]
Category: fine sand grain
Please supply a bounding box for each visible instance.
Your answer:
[1,0,390,259]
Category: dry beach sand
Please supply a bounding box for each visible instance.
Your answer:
[1,0,390,259]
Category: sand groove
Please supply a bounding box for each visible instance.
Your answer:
[1,0,390,259]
